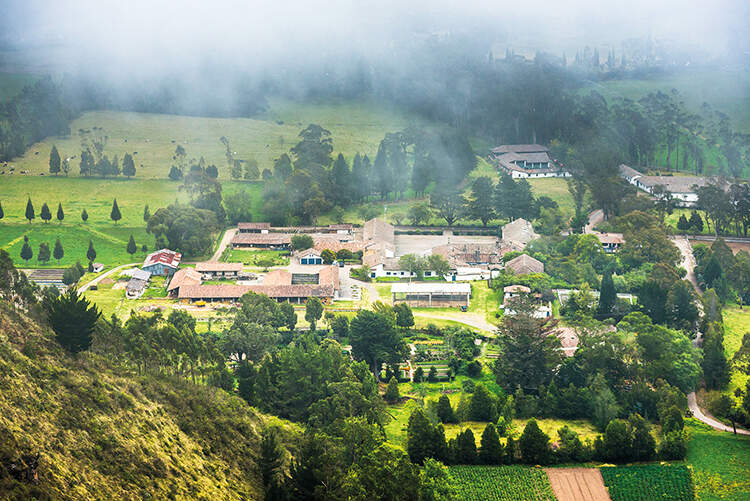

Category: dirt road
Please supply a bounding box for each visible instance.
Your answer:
[77,262,139,294]
[672,236,701,294]
[211,228,237,261]
[546,468,611,501]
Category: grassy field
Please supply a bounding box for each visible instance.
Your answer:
[686,419,750,501]
[600,465,695,501]
[723,306,750,399]
[448,465,556,501]
[8,97,420,179]
[221,248,289,266]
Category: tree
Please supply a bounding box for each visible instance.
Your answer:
[407,409,446,464]
[205,164,219,179]
[597,269,616,317]
[437,395,455,423]
[25,198,34,223]
[37,242,51,263]
[479,423,504,464]
[666,280,699,332]
[385,376,400,403]
[110,199,122,224]
[430,184,464,226]
[49,145,61,175]
[519,419,550,465]
[86,240,96,262]
[40,202,51,223]
[689,210,704,232]
[350,309,407,377]
[122,153,136,178]
[244,159,259,180]
[591,373,619,430]
[231,160,243,180]
[169,165,183,181]
[399,253,427,280]
[469,383,496,421]
[321,249,336,264]
[256,427,285,497]
[45,288,101,354]
[414,366,425,383]
[20,237,32,263]
[467,176,496,226]
[126,235,137,256]
[81,209,88,222]
[629,413,655,461]
[291,234,314,251]
[419,458,457,501]
[143,205,150,223]
[677,214,690,232]
[428,254,451,278]
[56,203,64,224]
[455,429,477,464]
[599,419,631,462]
[394,303,414,331]
[0,201,3,220]
[280,301,296,331]
[53,238,64,264]
[305,297,323,331]
[407,203,432,226]
[702,322,730,390]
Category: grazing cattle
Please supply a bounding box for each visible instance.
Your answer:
[133,151,138,154]
[34,151,39,155]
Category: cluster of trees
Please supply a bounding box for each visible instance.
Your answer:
[407,405,686,467]
[695,239,750,305]
[20,198,122,225]
[74,129,138,178]
[0,77,73,162]
[260,125,475,226]
[146,203,220,256]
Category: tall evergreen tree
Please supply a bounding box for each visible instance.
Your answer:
[351,152,366,201]
[143,205,150,223]
[437,394,455,423]
[331,153,352,206]
[20,236,32,263]
[25,198,35,223]
[256,427,285,497]
[702,322,731,390]
[122,152,136,178]
[81,209,88,222]
[44,288,101,353]
[56,203,64,224]
[53,238,64,264]
[385,376,400,403]
[494,174,516,220]
[478,423,504,464]
[0,201,4,220]
[374,140,392,199]
[519,419,551,465]
[49,145,61,175]
[467,176,496,226]
[86,240,97,262]
[110,199,122,224]
[455,429,477,464]
[40,202,52,223]
[597,270,616,317]
[126,235,137,256]
[37,242,51,263]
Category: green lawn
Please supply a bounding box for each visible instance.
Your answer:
[221,248,289,266]
[723,306,750,399]
[686,419,750,501]
[9,97,420,179]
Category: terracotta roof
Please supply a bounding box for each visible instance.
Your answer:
[143,249,181,269]
[262,269,292,286]
[318,265,340,290]
[167,268,202,292]
[232,233,291,245]
[311,238,365,253]
[177,283,335,300]
[502,219,539,247]
[595,233,624,245]
[237,222,271,230]
[195,262,243,272]
[431,242,507,267]
[363,218,394,245]
[505,254,544,275]
[491,144,549,154]
[556,327,579,356]
[504,285,531,293]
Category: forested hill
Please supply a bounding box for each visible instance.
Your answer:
[0,302,297,500]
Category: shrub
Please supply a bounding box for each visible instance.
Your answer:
[384,376,400,403]
[519,419,551,465]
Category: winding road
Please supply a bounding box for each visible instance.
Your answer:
[211,228,238,261]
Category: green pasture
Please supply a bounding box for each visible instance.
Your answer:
[723,306,750,400]
[221,248,289,266]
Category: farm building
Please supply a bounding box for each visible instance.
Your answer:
[618,164,728,206]
[430,241,507,268]
[595,232,624,253]
[195,261,243,278]
[167,268,202,296]
[142,249,181,276]
[126,278,148,299]
[237,222,271,233]
[363,218,395,246]
[391,282,471,308]
[92,263,104,273]
[294,249,324,265]
[501,219,539,249]
[503,284,531,300]
[505,254,544,275]
[231,233,291,249]
[490,144,570,178]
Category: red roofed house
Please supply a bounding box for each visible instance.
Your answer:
[142,249,182,276]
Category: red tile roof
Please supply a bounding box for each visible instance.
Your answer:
[167,268,202,292]
[237,222,271,230]
[195,262,244,272]
[143,249,181,269]
[232,233,291,246]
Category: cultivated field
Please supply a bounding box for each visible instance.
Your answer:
[546,468,611,501]
[600,465,695,501]
[449,465,556,501]
[7,98,420,179]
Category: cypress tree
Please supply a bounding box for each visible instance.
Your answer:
[40,203,52,223]
[49,145,61,175]
[428,366,438,382]
[53,238,64,264]
[122,153,136,178]
[81,209,88,222]
[25,198,35,223]
[143,205,150,223]
[37,242,51,263]
[45,288,101,353]
[519,419,551,465]
[0,201,4,220]
[702,322,731,390]
[56,203,64,224]
[110,199,122,224]
[20,236,33,262]
[127,235,137,256]
[677,214,690,232]
[469,383,496,421]
[597,269,616,316]
[384,376,400,403]
[437,395,455,423]
[455,429,477,464]
[86,240,97,262]
[478,423,504,465]
[689,211,704,233]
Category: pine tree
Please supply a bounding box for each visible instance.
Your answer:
[25,198,35,223]
[122,153,136,178]
[56,203,64,224]
[143,205,150,223]
[519,419,551,465]
[0,201,4,220]
[81,209,88,222]
[256,428,285,496]
[126,235,137,256]
[45,288,101,354]
[20,236,33,262]
[331,153,352,206]
[597,269,616,317]
[469,383,496,421]
[385,376,400,403]
[87,240,97,262]
[40,203,52,223]
[455,429,477,464]
[677,214,690,232]
[437,394,455,423]
[110,199,122,224]
[689,211,704,233]
[53,238,64,264]
[702,322,730,390]
[49,145,61,175]
[479,423,504,465]
[37,242,51,263]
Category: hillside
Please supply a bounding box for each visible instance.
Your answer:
[0,302,298,500]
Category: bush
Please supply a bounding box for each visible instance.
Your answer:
[658,431,687,460]
[384,376,400,403]
[461,379,475,393]
[466,360,482,378]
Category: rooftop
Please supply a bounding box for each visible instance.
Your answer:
[177,283,335,299]
[504,285,531,294]
[237,222,271,230]
[167,268,202,292]
[363,218,395,246]
[143,249,181,269]
[491,144,550,154]
[391,282,471,294]
[231,233,291,245]
[195,261,244,272]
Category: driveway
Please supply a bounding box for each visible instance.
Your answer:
[688,392,750,435]
[77,262,139,294]
[211,228,237,261]
[672,236,701,294]
[584,209,604,234]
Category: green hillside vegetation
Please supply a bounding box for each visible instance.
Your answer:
[448,465,556,501]
[0,73,39,103]
[0,303,299,500]
[7,98,420,179]
[601,464,695,501]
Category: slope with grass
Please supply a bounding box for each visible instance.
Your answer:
[0,301,298,500]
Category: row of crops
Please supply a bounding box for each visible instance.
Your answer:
[448,465,556,501]
[600,465,695,501]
